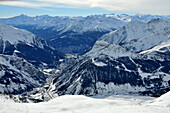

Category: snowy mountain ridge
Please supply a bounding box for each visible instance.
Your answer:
[0,14,124,32]
[0,14,169,34]
[0,14,169,27]
[99,19,170,53]
[0,23,64,67]
[0,23,53,50]
[85,41,138,59]
[1,14,169,54]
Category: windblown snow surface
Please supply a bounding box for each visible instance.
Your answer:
[1,93,170,113]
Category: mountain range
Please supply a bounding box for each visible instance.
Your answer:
[0,14,169,55]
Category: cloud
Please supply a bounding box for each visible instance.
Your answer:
[0,0,17,1]
[0,1,52,8]
[0,0,170,15]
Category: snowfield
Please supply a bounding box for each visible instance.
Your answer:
[1,93,170,113]
[150,91,170,107]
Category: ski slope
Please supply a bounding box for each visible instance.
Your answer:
[1,94,170,113]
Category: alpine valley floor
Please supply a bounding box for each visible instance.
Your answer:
[1,93,170,113]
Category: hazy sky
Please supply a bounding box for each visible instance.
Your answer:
[0,0,170,17]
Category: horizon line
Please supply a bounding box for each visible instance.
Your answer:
[0,13,170,19]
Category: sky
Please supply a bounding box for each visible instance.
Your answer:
[0,0,170,18]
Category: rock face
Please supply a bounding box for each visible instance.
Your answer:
[52,51,170,96]
[0,54,47,94]
[0,23,64,67]
[1,14,169,54]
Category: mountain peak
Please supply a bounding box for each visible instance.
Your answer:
[85,41,136,58]
[0,23,36,45]
[18,14,29,17]
[147,18,162,24]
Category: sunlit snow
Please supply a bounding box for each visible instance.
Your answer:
[1,93,170,113]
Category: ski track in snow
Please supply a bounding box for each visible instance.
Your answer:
[1,94,170,113]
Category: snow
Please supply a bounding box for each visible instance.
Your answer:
[99,19,170,53]
[93,62,107,67]
[0,94,170,113]
[96,82,145,95]
[59,59,64,62]
[0,14,124,34]
[138,68,152,79]
[86,41,136,58]
[43,69,60,75]
[140,40,170,54]
[105,14,115,18]
[43,69,54,73]
[150,91,170,107]
[25,43,34,47]
[0,14,169,36]
[14,50,21,53]
[105,14,132,22]
[0,23,55,51]
[60,36,67,39]
[0,54,20,74]
[0,54,46,93]
[92,58,107,67]
[0,23,35,45]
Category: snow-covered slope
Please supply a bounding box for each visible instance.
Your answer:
[140,40,170,60]
[141,40,170,54]
[150,91,170,107]
[0,23,56,50]
[0,54,47,94]
[0,23,36,45]
[100,19,170,53]
[0,23,64,67]
[1,94,170,113]
[85,41,137,58]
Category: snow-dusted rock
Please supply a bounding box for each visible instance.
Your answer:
[0,54,47,94]
[49,54,170,96]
